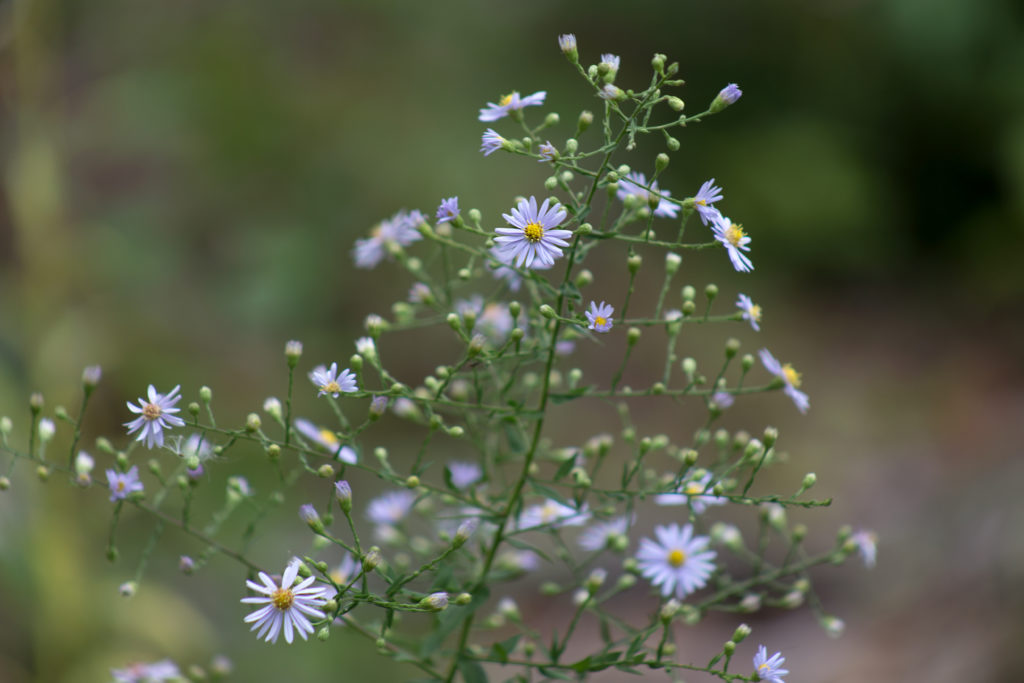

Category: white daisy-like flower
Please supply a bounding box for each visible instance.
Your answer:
[616,172,679,218]
[711,213,753,272]
[493,196,572,269]
[636,523,717,599]
[352,210,424,269]
[578,516,631,552]
[293,418,357,463]
[850,530,878,569]
[753,645,788,683]
[654,472,728,514]
[480,128,505,156]
[124,384,185,449]
[111,659,181,683]
[478,90,546,122]
[366,490,416,525]
[446,461,483,490]
[106,466,143,502]
[693,179,724,225]
[736,294,762,331]
[309,362,357,398]
[585,300,614,333]
[517,499,590,531]
[759,348,809,413]
[241,559,329,644]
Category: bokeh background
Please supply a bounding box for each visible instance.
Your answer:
[1,1,1023,681]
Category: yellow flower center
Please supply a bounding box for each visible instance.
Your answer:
[371,224,383,238]
[539,503,558,522]
[782,364,801,388]
[523,222,544,243]
[749,304,762,321]
[500,93,514,106]
[322,381,341,394]
[116,480,126,492]
[696,199,707,206]
[684,483,703,495]
[271,587,295,611]
[594,316,607,327]
[142,403,162,421]
[724,223,746,246]
[758,662,770,673]
[319,429,339,446]
[667,549,686,568]
[329,569,349,585]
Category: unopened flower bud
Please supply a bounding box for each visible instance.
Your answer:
[285,340,303,366]
[627,327,641,345]
[577,110,594,132]
[419,592,449,611]
[781,590,804,609]
[665,252,682,275]
[119,581,137,598]
[334,481,352,512]
[29,392,44,413]
[362,548,381,572]
[300,504,324,533]
[710,83,742,113]
[454,519,478,547]
[180,555,195,574]
[801,472,816,491]
[822,615,845,638]
[317,464,335,479]
[575,269,593,288]
[655,153,670,172]
[37,418,55,442]
[188,402,200,417]
[739,594,761,613]
[405,475,420,489]
[245,413,261,432]
[82,365,102,391]
[660,598,681,623]
[667,96,685,112]
[0,417,11,434]
[723,640,736,655]
[454,592,472,606]
[627,253,642,274]
[316,626,330,641]
[539,304,556,319]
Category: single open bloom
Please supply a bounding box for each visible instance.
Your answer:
[493,196,571,269]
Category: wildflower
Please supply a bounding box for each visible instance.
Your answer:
[446,461,482,490]
[578,516,631,552]
[227,476,251,498]
[710,213,753,273]
[478,90,546,122]
[498,549,540,571]
[555,340,576,356]
[352,210,424,269]
[711,391,735,409]
[181,432,213,461]
[263,396,282,419]
[334,480,352,511]
[436,196,459,224]
[309,362,357,398]
[408,282,433,303]
[82,364,102,390]
[557,33,577,60]
[655,473,727,514]
[517,499,590,530]
[537,140,558,163]
[736,294,762,331]
[124,385,185,449]
[497,597,520,619]
[493,196,571,269]
[759,348,809,413]
[74,451,94,485]
[488,246,552,291]
[106,466,143,502]
[180,555,195,574]
[329,553,358,586]
[119,581,137,597]
[585,301,615,333]
[693,179,723,225]
[664,309,683,322]
[241,558,328,644]
[712,83,743,113]
[598,84,623,101]
[480,128,505,156]
[299,504,323,532]
[616,172,679,218]
[478,302,515,342]
[38,418,55,442]
[355,336,376,357]
[600,53,620,74]
[636,523,716,599]
[752,645,788,683]
[454,519,478,546]
[293,419,357,464]
[419,592,449,611]
[366,490,416,526]
[111,659,181,683]
[850,530,878,568]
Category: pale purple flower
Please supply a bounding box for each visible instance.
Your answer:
[759,348,809,413]
[111,659,180,683]
[241,559,329,644]
[538,141,558,162]
[367,490,416,525]
[493,196,572,269]
[408,282,432,303]
[517,499,590,530]
[436,196,459,224]
[616,172,679,218]
[579,516,631,552]
[106,466,143,502]
[711,213,752,272]
[711,391,735,409]
[636,523,716,599]
[309,362,357,398]
[124,384,185,449]
[736,294,762,331]
[478,302,515,342]
[585,300,614,333]
[558,34,577,55]
[329,553,358,586]
[478,90,546,122]
[293,418,357,463]
[654,472,727,514]
[446,461,482,490]
[694,179,723,225]
[600,53,620,73]
[718,83,743,106]
[481,128,505,156]
[488,246,552,291]
[753,646,788,683]
[352,210,424,269]
[851,530,878,569]
[598,84,623,101]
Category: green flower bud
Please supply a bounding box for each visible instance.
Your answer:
[725,338,741,358]
[245,413,261,432]
[577,110,594,132]
[681,300,696,316]
[741,353,755,372]
[317,464,335,479]
[29,392,44,413]
[565,138,578,154]
[656,153,670,172]
[544,175,558,190]
[539,304,556,319]
[362,548,381,572]
[667,96,685,112]
[575,269,594,289]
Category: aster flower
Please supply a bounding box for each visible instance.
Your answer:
[654,472,728,514]
[309,362,357,398]
[446,461,483,490]
[106,466,144,502]
[180,432,213,461]
[759,348,809,413]
[711,391,735,409]
[480,128,505,156]
[111,659,181,683]
[716,83,743,108]
[753,646,788,683]
[636,523,716,599]
[293,418,357,463]
[600,53,620,71]
[537,141,558,163]
[493,196,571,269]
[478,302,515,342]
[352,210,424,269]
[578,516,631,552]
[517,499,590,530]
[241,559,328,644]
[408,282,433,303]
[850,530,878,569]
[367,490,416,526]
[329,553,359,586]
[736,294,762,331]
[585,300,614,333]
[558,33,577,59]
[710,213,753,272]
[693,179,723,225]
[436,196,459,224]
[598,84,623,101]
[124,384,185,449]
[38,418,55,442]
[478,90,546,122]
[616,172,679,218]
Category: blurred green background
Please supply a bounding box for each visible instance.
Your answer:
[1,0,1023,681]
